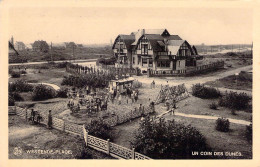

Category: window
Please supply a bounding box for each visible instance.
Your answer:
[149,59,153,67]
[141,44,148,55]
[157,60,170,68]
[138,56,141,65]
[142,58,148,66]
[133,57,135,64]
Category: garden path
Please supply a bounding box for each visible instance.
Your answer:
[157,110,251,126]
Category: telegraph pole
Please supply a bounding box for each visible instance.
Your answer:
[251,42,253,57]
[51,42,53,62]
[73,44,75,63]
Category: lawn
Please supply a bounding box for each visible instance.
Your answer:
[9,115,114,159]
[110,86,252,159]
[204,73,252,91]
[9,67,68,87]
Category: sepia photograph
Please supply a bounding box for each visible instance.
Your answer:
[1,0,259,166]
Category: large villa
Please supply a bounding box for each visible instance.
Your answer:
[112,29,201,74]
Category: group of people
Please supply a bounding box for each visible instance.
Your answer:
[109,87,139,105]
[68,95,108,114]
[26,109,52,129]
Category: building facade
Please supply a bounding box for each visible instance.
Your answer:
[112,29,200,73]
[15,41,26,51]
[32,40,49,53]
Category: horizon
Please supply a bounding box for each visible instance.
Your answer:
[9,7,252,46]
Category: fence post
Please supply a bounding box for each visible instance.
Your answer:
[63,120,66,132]
[86,131,88,146]
[107,139,110,154]
[132,148,135,159]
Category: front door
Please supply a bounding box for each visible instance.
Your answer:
[172,61,176,70]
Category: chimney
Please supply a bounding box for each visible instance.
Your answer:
[142,29,145,35]
[11,36,14,45]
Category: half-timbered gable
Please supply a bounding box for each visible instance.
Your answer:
[112,34,135,67]
[112,29,200,72]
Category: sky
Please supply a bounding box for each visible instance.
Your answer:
[8,7,253,45]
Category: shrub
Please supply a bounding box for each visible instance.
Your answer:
[21,70,27,74]
[32,84,56,101]
[74,140,92,159]
[192,84,221,99]
[132,80,142,88]
[56,88,68,98]
[245,123,252,142]
[231,110,237,115]
[10,71,20,78]
[216,118,230,132]
[9,80,34,92]
[8,95,15,106]
[97,57,116,65]
[218,91,251,110]
[9,92,24,101]
[131,116,208,159]
[209,102,218,110]
[61,73,114,89]
[85,119,113,141]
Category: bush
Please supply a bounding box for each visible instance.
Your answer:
[61,73,115,89]
[10,71,21,78]
[56,88,68,98]
[132,80,142,88]
[97,57,116,65]
[131,116,208,159]
[9,92,24,101]
[9,80,34,92]
[9,95,15,106]
[74,140,92,159]
[245,123,252,142]
[85,119,113,141]
[192,84,221,99]
[209,102,218,110]
[21,70,27,74]
[216,118,230,132]
[32,84,56,101]
[218,91,251,110]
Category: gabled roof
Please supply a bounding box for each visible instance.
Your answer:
[167,40,185,55]
[9,41,19,55]
[167,35,182,40]
[144,29,169,35]
[137,34,165,52]
[112,34,135,51]
[192,45,198,55]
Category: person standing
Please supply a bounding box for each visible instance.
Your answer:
[31,109,35,124]
[47,110,52,129]
[118,94,122,105]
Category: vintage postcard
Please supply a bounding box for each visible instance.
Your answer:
[0,0,260,166]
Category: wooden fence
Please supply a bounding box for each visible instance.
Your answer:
[66,62,137,79]
[148,61,224,77]
[83,125,151,159]
[12,106,152,160]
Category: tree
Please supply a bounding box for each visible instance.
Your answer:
[131,116,208,159]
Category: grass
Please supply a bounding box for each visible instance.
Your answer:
[9,68,68,87]
[112,114,252,159]
[8,115,114,159]
[205,74,252,91]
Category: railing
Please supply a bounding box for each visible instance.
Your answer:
[13,106,152,160]
[83,126,151,160]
